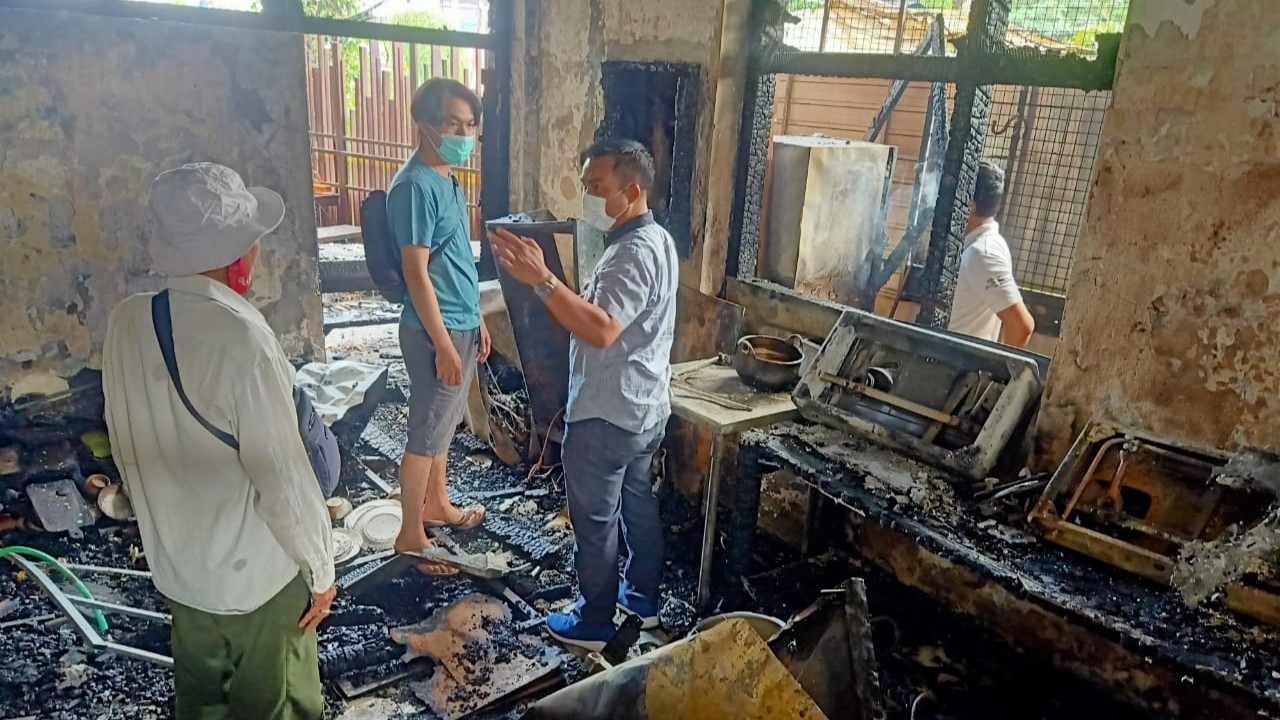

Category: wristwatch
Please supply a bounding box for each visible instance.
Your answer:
[533,274,558,301]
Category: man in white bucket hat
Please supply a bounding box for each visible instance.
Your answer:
[102,163,334,720]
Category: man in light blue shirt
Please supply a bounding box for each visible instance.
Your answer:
[489,139,677,649]
[386,78,492,573]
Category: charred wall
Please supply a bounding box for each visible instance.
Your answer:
[0,9,323,402]
[1036,0,1280,465]
[507,0,751,293]
[598,61,701,258]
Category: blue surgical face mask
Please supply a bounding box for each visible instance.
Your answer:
[438,134,475,165]
[424,125,475,165]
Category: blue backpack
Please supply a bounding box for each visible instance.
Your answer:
[150,290,341,497]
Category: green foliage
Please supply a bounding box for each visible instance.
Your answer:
[892,1,1129,47]
[787,0,825,10]
[305,6,453,114]
[302,0,357,17]
[390,10,447,29]
[1008,1,1128,44]
[248,0,353,14]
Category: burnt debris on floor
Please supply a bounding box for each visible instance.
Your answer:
[5,293,1280,720]
[0,313,702,720]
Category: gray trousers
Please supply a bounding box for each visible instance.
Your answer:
[561,417,666,626]
[400,324,478,456]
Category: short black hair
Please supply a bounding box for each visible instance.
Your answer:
[580,139,656,191]
[973,161,1005,217]
[410,78,482,127]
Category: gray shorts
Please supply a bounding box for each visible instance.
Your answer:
[400,324,479,457]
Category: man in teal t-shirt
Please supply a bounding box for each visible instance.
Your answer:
[385,78,491,574]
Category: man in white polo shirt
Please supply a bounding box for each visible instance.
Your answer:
[948,161,1035,348]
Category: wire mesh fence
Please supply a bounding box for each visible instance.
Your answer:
[784,0,959,55]
[981,85,1110,295]
[1006,0,1128,54]
[782,0,1127,57]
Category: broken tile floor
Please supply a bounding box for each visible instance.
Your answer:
[1,302,1278,719]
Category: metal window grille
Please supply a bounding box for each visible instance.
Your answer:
[1005,0,1128,56]
[981,85,1109,295]
[784,0,960,56]
[780,0,1126,59]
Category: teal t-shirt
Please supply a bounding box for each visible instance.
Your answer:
[385,155,481,331]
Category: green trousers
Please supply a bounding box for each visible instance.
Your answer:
[168,574,324,720]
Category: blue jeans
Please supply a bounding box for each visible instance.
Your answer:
[561,418,666,625]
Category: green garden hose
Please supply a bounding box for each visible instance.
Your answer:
[0,546,109,632]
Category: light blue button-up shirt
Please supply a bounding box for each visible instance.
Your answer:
[565,213,678,434]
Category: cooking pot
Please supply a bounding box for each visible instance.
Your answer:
[733,334,805,392]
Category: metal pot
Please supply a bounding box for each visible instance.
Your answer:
[733,334,805,391]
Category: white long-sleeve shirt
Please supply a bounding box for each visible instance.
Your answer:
[103,275,334,614]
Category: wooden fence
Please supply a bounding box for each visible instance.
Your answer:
[304,35,486,237]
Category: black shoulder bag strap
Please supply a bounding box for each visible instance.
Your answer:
[151,290,240,451]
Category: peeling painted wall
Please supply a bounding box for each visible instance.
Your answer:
[1037,0,1280,464]
[0,9,323,401]
[508,0,750,293]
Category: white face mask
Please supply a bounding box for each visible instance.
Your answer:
[581,190,623,232]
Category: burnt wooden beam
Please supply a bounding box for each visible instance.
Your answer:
[842,579,885,720]
[917,0,1010,328]
[478,0,514,281]
[0,0,496,48]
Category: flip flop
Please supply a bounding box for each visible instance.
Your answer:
[423,505,486,530]
[405,546,511,579]
[394,545,461,577]
[415,560,460,577]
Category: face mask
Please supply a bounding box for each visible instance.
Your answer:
[226,256,252,296]
[427,127,475,165]
[582,190,624,232]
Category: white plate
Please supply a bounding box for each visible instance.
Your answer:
[344,499,402,551]
[332,526,364,564]
[343,499,397,530]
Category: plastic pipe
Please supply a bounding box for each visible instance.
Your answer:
[0,546,109,632]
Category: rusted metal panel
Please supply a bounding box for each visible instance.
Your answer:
[672,287,744,364]
[764,137,896,310]
[486,213,604,442]
[1029,420,1280,628]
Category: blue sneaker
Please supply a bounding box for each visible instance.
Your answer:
[546,607,616,652]
[616,588,661,630]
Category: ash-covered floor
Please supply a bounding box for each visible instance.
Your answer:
[2,295,1271,719]
[0,304,701,720]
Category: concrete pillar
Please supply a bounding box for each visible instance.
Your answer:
[507,0,749,294]
[1035,0,1280,465]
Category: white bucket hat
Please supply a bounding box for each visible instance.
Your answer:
[148,163,286,276]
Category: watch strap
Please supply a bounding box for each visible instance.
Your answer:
[534,275,558,300]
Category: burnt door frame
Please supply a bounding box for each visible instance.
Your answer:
[597,61,702,259]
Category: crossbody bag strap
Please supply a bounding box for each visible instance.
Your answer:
[151,290,240,451]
